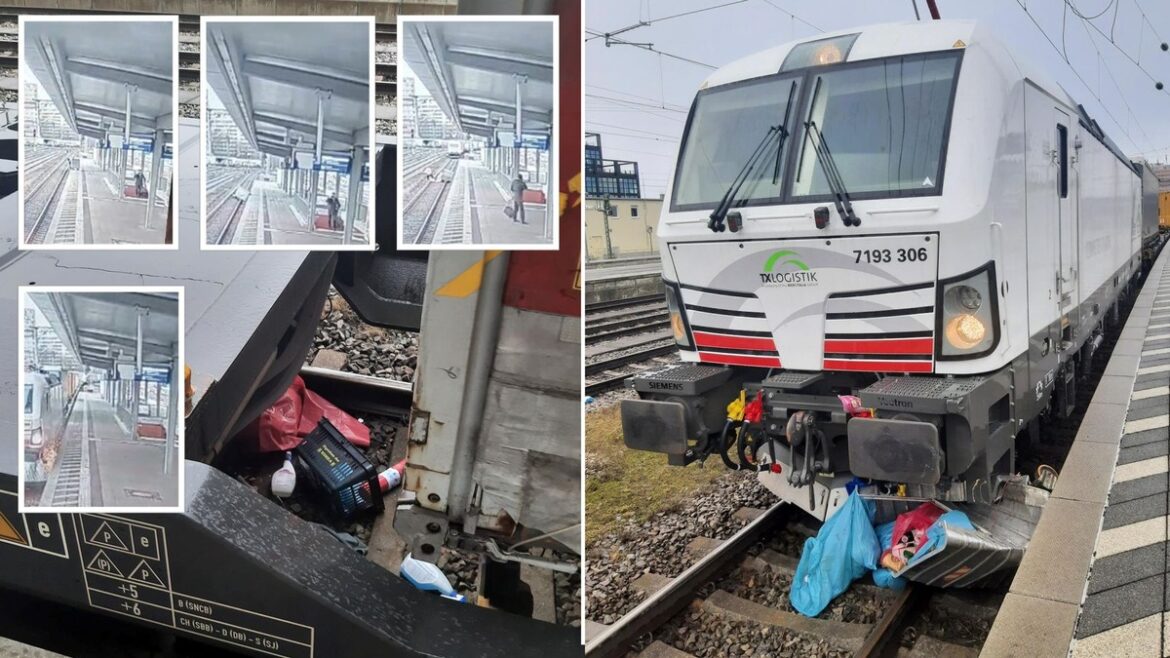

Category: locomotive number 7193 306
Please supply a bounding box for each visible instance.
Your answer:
[853,247,930,264]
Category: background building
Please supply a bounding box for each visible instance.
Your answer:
[23,82,79,143]
[207,108,261,160]
[585,132,655,260]
[585,132,641,199]
[584,196,662,261]
[401,73,463,141]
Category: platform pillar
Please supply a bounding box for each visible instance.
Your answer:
[146,127,164,230]
[163,351,176,475]
[344,147,365,244]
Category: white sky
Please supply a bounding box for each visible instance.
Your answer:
[586,0,1170,198]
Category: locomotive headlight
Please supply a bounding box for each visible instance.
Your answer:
[945,314,986,349]
[663,282,693,349]
[28,429,42,448]
[939,265,998,358]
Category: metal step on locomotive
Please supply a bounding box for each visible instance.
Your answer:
[622,20,1169,584]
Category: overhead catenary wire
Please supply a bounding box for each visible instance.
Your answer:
[586,93,688,114]
[1077,14,1155,146]
[758,0,825,32]
[585,29,717,69]
[1061,0,1168,94]
[586,83,691,111]
[1014,0,1143,151]
[1068,0,1116,20]
[585,0,752,42]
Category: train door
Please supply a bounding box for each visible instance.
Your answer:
[1023,83,1061,407]
[1055,111,1079,319]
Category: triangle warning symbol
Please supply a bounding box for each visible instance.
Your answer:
[89,521,129,551]
[0,510,25,544]
[127,559,165,588]
[85,549,123,577]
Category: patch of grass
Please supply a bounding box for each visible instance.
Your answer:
[585,405,724,546]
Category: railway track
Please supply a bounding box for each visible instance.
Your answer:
[206,169,257,245]
[585,294,665,314]
[586,311,670,342]
[42,402,85,508]
[403,159,457,245]
[586,503,925,658]
[585,294,677,396]
[23,155,70,244]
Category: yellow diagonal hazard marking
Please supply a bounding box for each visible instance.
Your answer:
[0,510,25,544]
[559,172,582,217]
[436,251,504,298]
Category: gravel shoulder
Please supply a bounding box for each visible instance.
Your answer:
[586,403,725,544]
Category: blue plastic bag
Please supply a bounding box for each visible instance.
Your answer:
[907,510,976,568]
[790,491,881,616]
[871,521,907,591]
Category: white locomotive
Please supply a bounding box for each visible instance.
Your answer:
[622,20,1165,520]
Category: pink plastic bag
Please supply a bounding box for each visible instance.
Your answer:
[257,376,370,452]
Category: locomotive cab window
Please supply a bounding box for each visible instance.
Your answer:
[669,49,962,212]
[1057,123,1069,199]
[792,51,962,200]
[671,75,803,211]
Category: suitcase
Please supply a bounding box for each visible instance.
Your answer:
[503,205,515,219]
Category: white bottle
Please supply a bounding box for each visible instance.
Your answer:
[271,452,296,498]
[400,553,467,603]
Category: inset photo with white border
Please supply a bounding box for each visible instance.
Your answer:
[18,15,178,249]
[201,16,376,250]
[397,15,559,250]
[18,286,184,514]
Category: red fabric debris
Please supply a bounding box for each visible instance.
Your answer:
[257,376,370,452]
[880,502,945,571]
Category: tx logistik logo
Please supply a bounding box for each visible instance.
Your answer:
[760,250,818,285]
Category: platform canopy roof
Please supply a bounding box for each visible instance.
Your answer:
[23,21,173,143]
[29,291,179,372]
[403,20,554,140]
[205,21,371,160]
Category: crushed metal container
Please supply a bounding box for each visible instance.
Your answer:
[862,477,1046,588]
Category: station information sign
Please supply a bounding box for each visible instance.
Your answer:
[125,137,154,153]
[517,134,550,150]
[312,155,351,174]
[162,144,173,160]
[498,132,549,150]
[135,367,171,384]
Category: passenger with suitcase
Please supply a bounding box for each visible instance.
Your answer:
[509,173,527,224]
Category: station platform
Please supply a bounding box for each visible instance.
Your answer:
[983,247,1170,657]
[40,393,177,509]
[440,160,549,245]
[236,181,364,247]
[79,160,167,245]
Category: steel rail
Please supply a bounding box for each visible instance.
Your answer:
[584,343,677,377]
[585,501,788,657]
[585,293,664,313]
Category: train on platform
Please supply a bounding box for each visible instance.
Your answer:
[22,369,80,489]
[622,20,1169,521]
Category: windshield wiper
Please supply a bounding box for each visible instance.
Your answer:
[805,119,860,228]
[708,81,797,233]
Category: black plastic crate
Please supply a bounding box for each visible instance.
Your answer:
[294,418,383,519]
